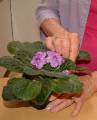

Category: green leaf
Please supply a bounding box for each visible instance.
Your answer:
[2,78,42,102]
[0,56,65,78]
[23,41,48,55]
[43,64,55,71]
[7,41,25,54]
[12,78,42,101]
[57,59,76,72]
[0,56,24,72]
[2,86,18,101]
[75,66,91,74]
[23,66,65,78]
[33,79,52,106]
[52,75,83,93]
[7,41,48,56]
[14,49,32,65]
[77,51,91,62]
[2,78,20,101]
[43,59,76,72]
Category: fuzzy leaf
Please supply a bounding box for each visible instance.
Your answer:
[43,64,55,71]
[23,66,66,78]
[52,75,83,93]
[33,79,52,106]
[2,86,18,101]
[7,41,47,56]
[7,41,25,54]
[12,78,42,101]
[0,56,24,72]
[77,51,91,62]
[14,49,32,65]
[2,78,20,101]
[0,56,65,78]
[74,66,91,75]
[57,59,76,72]
[23,41,47,55]
[43,59,76,72]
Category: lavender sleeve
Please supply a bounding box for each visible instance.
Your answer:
[36,0,60,26]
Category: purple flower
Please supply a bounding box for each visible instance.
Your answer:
[46,51,64,68]
[31,52,46,69]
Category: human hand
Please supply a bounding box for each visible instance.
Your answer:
[46,72,97,116]
[45,31,80,62]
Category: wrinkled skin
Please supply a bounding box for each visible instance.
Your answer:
[46,72,97,116]
[46,32,80,62]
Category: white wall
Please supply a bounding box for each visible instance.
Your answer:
[0,0,12,57]
[11,0,40,42]
[0,0,40,77]
[0,0,13,76]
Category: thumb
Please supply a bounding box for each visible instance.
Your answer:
[45,37,55,51]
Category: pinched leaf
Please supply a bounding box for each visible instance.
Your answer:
[52,75,83,93]
[77,51,91,62]
[12,78,42,101]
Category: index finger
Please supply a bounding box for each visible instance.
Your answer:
[69,33,80,62]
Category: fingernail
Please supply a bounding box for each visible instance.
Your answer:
[46,106,51,110]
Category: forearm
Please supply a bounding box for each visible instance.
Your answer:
[40,18,68,36]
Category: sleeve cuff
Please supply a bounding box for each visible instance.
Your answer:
[36,9,59,27]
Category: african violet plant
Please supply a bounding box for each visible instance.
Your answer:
[0,41,91,109]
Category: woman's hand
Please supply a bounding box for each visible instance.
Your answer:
[46,32,80,62]
[41,18,80,62]
[46,72,97,116]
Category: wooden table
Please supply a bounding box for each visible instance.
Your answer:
[1,77,97,120]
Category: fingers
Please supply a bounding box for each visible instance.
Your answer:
[45,32,80,61]
[49,99,73,112]
[49,95,57,102]
[71,98,83,116]
[61,36,70,58]
[45,37,55,51]
[52,36,62,54]
[46,33,70,58]
[52,35,70,57]
[49,94,61,102]
[69,33,80,62]
[46,98,64,110]
[46,97,73,112]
